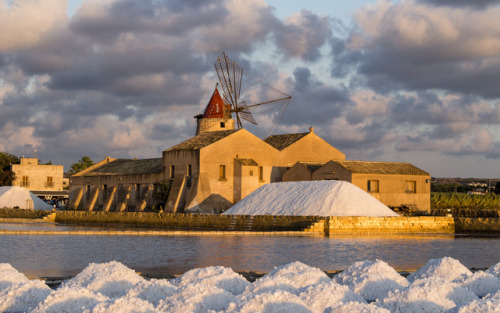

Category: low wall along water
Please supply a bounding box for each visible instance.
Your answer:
[2,209,498,235]
[53,211,456,235]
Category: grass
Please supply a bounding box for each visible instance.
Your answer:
[431,193,500,217]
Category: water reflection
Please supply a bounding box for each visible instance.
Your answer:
[0,224,499,278]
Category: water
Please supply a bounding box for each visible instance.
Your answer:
[1,223,499,278]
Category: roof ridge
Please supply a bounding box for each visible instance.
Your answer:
[166,129,240,152]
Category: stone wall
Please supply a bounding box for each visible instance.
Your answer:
[325,216,454,234]
[54,212,459,234]
[55,211,322,231]
[454,217,500,233]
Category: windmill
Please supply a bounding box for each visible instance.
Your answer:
[214,52,292,129]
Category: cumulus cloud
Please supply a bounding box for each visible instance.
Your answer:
[418,0,500,9]
[274,10,333,61]
[339,0,500,98]
[0,0,66,52]
[2,0,500,177]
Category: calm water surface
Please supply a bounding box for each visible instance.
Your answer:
[1,223,499,278]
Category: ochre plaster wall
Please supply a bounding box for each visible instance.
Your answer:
[277,132,345,167]
[12,158,64,192]
[195,129,278,213]
[350,173,431,212]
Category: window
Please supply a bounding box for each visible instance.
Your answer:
[186,164,192,188]
[103,184,108,200]
[259,166,264,181]
[21,176,30,187]
[46,176,54,188]
[405,180,416,193]
[220,122,225,128]
[86,185,91,200]
[367,180,379,192]
[136,184,141,199]
[219,165,226,180]
[170,165,175,179]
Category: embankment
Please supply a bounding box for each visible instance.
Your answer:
[454,217,500,233]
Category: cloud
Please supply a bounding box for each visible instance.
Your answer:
[274,10,333,61]
[0,0,66,52]
[337,0,500,98]
[417,0,500,9]
[2,0,500,177]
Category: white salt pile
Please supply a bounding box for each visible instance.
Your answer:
[1,257,500,313]
[0,186,53,210]
[223,180,398,216]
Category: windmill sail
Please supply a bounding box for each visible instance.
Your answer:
[214,52,291,130]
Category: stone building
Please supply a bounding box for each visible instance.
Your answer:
[68,87,431,213]
[68,157,162,211]
[161,126,345,213]
[11,157,66,200]
[283,160,431,212]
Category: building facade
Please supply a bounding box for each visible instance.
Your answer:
[283,160,431,212]
[69,157,162,211]
[11,157,66,200]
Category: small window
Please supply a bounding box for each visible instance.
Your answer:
[405,180,416,193]
[249,170,253,176]
[220,122,225,128]
[103,184,108,200]
[187,164,192,177]
[259,166,264,181]
[21,176,30,187]
[170,165,175,179]
[367,180,379,192]
[86,185,91,200]
[219,165,226,180]
[46,176,54,188]
[136,184,141,199]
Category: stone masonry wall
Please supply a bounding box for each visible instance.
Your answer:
[54,211,458,234]
[326,216,455,234]
[454,218,500,233]
[55,211,322,231]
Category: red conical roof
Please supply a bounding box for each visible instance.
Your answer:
[202,88,225,118]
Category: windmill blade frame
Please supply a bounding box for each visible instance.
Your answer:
[214,51,292,130]
[214,52,243,109]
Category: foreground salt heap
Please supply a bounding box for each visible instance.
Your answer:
[1,257,500,313]
[223,180,398,216]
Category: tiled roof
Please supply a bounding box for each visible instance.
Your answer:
[166,130,239,152]
[331,160,429,176]
[299,162,326,172]
[264,132,309,150]
[235,158,258,166]
[85,158,162,176]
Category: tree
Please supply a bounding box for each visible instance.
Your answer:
[68,156,94,174]
[0,152,20,186]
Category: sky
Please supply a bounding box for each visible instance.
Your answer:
[2,0,500,178]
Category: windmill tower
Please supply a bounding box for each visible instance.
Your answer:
[195,52,291,135]
[195,85,235,135]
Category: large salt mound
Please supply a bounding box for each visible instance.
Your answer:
[223,180,398,216]
[0,186,53,210]
[3,257,500,312]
